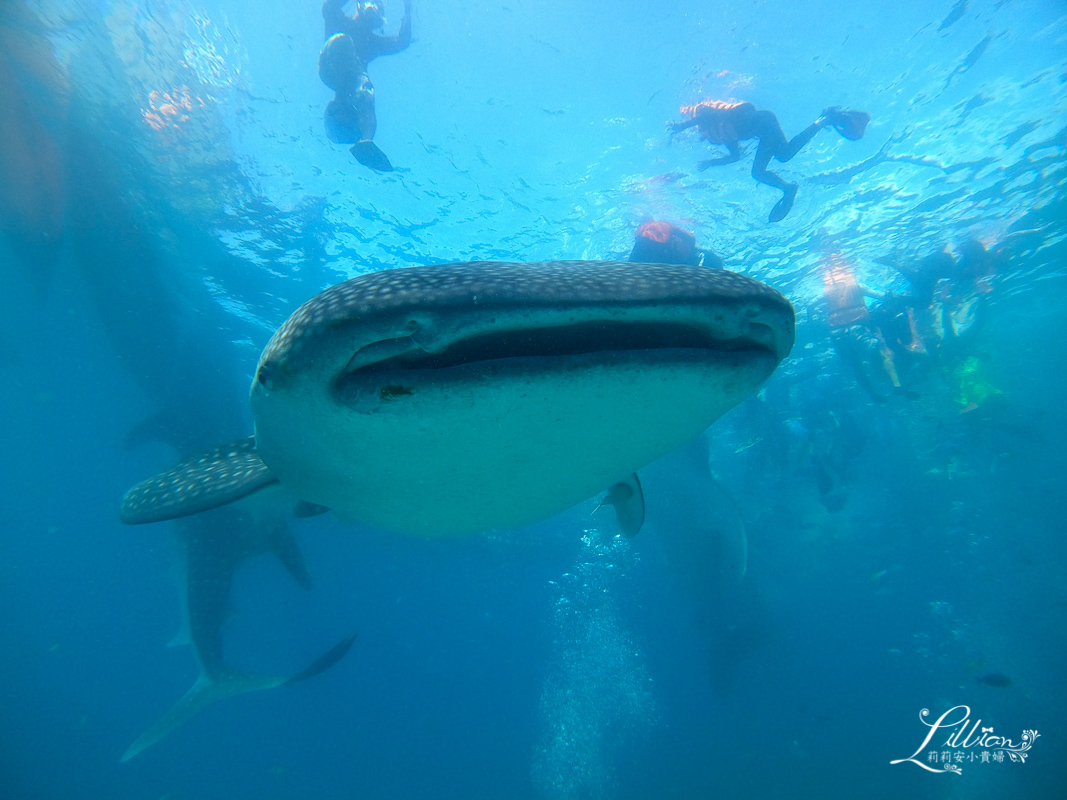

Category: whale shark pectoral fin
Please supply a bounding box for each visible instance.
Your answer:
[121,634,357,762]
[268,522,313,590]
[120,436,278,525]
[601,473,645,538]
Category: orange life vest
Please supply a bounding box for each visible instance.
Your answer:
[822,256,869,327]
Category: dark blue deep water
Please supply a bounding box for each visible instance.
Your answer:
[2,1,1065,798]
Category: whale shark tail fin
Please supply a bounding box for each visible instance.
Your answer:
[121,671,286,763]
[284,634,358,685]
[121,634,357,763]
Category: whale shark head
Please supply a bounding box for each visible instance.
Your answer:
[249,260,794,536]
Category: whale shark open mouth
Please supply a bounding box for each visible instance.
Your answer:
[338,319,775,378]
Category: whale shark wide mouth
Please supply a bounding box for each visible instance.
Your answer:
[323,313,783,404]
[254,261,795,397]
[342,318,774,375]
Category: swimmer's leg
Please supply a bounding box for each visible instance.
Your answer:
[348,77,394,172]
[752,109,822,163]
[776,121,825,162]
[354,76,377,141]
[751,110,819,221]
[753,140,798,222]
[831,328,887,403]
[324,98,361,144]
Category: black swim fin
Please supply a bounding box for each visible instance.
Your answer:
[768,184,797,223]
[350,140,394,172]
[823,107,870,141]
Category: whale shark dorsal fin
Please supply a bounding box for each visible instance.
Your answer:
[120,436,278,524]
[121,634,357,762]
[601,473,645,538]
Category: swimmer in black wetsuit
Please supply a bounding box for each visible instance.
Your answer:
[319,0,412,172]
[668,101,869,223]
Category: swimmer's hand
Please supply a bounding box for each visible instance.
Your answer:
[697,159,715,171]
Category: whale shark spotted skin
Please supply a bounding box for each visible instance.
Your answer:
[123,260,794,536]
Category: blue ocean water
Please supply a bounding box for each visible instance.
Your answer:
[1,0,1064,798]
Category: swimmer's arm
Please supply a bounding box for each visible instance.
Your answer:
[323,0,348,26]
[697,141,741,170]
[667,117,700,134]
[372,0,412,56]
[322,0,349,37]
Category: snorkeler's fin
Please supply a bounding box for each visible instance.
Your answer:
[350,140,394,172]
[768,184,798,223]
[822,107,870,141]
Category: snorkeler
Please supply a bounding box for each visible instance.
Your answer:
[822,252,916,402]
[628,220,724,268]
[875,246,956,353]
[877,238,1004,353]
[668,101,870,223]
[319,0,412,172]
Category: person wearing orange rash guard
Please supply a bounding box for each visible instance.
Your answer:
[668,101,869,223]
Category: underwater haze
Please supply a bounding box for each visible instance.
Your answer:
[1,0,1065,798]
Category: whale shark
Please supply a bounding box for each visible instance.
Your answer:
[122,260,794,535]
[121,488,354,762]
[119,259,791,757]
